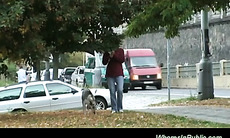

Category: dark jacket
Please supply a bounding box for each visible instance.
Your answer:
[102,48,124,77]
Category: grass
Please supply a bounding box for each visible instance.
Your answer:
[0,109,230,128]
[150,96,230,108]
[0,79,15,87]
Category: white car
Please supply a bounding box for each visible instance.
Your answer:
[71,66,85,87]
[59,67,77,83]
[0,80,111,113]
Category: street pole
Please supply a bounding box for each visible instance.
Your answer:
[197,8,214,100]
[167,38,171,101]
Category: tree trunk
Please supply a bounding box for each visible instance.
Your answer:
[35,59,41,81]
[52,52,59,80]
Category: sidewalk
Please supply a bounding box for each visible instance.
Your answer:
[132,106,230,124]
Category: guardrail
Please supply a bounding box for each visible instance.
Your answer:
[187,9,230,24]
[162,60,230,78]
[162,60,230,89]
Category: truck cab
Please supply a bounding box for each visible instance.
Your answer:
[125,49,163,90]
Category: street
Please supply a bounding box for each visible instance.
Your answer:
[123,86,230,110]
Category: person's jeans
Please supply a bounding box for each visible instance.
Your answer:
[107,76,124,112]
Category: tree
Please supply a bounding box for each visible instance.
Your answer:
[125,0,230,38]
[0,0,137,80]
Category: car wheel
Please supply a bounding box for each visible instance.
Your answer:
[156,84,162,90]
[142,86,146,90]
[123,88,128,93]
[95,97,107,110]
[130,85,135,90]
[12,108,27,113]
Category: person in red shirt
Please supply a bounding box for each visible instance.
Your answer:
[102,48,125,113]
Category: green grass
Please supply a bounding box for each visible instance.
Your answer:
[150,96,230,108]
[0,110,230,128]
[0,79,15,87]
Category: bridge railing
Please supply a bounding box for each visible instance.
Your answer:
[162,60,230,79]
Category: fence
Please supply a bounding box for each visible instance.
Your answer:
[162,60,230,89]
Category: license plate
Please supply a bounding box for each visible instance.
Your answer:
[144,81,153,84]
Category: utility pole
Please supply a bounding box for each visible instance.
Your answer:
[197,7,214,100]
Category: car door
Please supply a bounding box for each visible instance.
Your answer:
[45,83,82,111]
[0,87,23,113]
[22,84,51,112]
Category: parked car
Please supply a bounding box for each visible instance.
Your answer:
[125,49,163,90]
[71,66,85,87]
[0,80,111,113]
[59,67,76,83]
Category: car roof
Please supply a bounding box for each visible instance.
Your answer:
[64,67,77,69]
[77,66,85,69]
[1,80,64,90]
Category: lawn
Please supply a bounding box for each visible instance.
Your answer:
[0,109,230,128]
[150,96,230,108]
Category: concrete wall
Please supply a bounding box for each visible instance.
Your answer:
[122,17,230,66]
[162,75,230,89]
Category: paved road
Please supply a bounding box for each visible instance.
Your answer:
[123,87,230,124]
[123,87,197,109]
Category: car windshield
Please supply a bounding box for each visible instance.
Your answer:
[130,56,158,68]
[0,87,22,101]
[46,83,74,95]
[65,69,75,75]
[79,68,84,74]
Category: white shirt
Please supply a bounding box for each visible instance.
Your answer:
[17,69,27,83]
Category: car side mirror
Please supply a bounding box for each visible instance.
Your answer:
[159,63,163,67]
[72,89,78,94]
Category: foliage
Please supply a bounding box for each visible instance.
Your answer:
[0,79,15,87]
[0,0,138,79]
[0,60,17,82]
[0,0,135,60]
[58,52,84,68]
[125,0,230,38]
[0,0,129,79]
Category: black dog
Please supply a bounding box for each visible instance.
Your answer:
[81,88,96,114]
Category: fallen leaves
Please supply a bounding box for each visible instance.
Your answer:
[0,98,230,128]
[151,98,230,108]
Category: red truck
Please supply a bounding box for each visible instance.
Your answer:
[124,49,163,90]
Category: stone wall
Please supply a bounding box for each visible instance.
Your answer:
[122,17,230,66]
